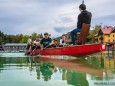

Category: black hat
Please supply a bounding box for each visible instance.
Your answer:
[79,4,86,10]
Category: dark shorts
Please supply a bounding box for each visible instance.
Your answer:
[26,44,31,50]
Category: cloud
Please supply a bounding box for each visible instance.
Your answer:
[92,14,115,26]
[0,0,115,37]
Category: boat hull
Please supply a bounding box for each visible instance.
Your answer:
[30,44,106,57]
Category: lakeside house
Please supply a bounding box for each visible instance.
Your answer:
[96,26,115,44]
[3,43,27,52]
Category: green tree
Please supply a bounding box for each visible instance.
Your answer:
[20,35,29,43]
[15,34,23,43]
[0,37,4,44]
[37,33,43,38]
[32,32,37,40]
[87,25,101,43]
[0,31,4,44]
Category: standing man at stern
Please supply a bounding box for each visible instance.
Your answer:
[71,4,92,45]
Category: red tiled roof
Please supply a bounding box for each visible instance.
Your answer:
[101,26,114,34]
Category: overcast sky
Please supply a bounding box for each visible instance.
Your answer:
[0,0,115,37]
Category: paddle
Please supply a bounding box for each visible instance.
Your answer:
[43,44,51,50]
[31,42,41,56]
[30,46,38,56]
[38,44,51,56]
[30,44,51,56]
[25,44,32,55]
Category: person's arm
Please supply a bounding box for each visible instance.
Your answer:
[50,41,54,45]
[33,40,36,45]
[88,12,92,24]
[28,39,32,45]
[77,14,82,28]
[40,39,43,50]
[27,39,30,44]
[39,44,43,50]
[37,42,40,46]
[49,38,52,45]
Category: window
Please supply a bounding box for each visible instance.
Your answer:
[113,35,114,37]
[108,34,110,37]
[113,40,115,42]
[108,39,110,42]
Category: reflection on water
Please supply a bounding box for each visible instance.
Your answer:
[0,52,26,57]
[0,50,115,86]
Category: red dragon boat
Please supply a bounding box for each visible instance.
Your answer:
[28,44,106,57]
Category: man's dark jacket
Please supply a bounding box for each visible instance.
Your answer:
[77,10,92,29]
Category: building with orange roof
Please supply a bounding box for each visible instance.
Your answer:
[97,26,115,44]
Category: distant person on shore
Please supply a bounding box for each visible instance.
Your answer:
[70,4,92,45]
[40,33,52,50]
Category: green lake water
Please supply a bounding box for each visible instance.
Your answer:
[0,51,115,86]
